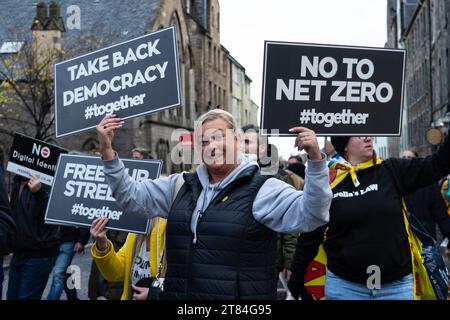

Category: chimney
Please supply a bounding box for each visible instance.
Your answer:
[46,1,66,32]
[49,1,59,17]
[31,2,48,30]
[31,1,65,73]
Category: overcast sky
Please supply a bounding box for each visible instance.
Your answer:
[220,0,388,159]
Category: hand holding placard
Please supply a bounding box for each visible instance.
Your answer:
[96,114,122,161]
[28,174,42,193]
[289,127,321,160]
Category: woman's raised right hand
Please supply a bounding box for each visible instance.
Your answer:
[96,114,122,160]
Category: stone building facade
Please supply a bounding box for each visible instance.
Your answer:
[0,0,258,174]
[387,0,450,157]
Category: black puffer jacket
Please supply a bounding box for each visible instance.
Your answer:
[0,167,16,255]
[405,183,450,240]
[163,166,277,300]
[10,175,59,258]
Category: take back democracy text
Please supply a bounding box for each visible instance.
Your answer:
[55,26,181,137]
[63,39,167,107]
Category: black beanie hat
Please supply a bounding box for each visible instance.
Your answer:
[331,136,351,157]
[287,163,306,179]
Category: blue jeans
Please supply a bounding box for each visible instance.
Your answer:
[47,242,78,300]
[7,256,56,300]
[325,269,414,300]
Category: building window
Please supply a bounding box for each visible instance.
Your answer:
[223,56,227,75]
[214,84,217,106]
[218,52,221,73]
[215,47,218,71]
[232,66,242,85]
[209,81,212,104]
[217,50,220,72]
[431,0,437,43]
[445,0,449,26]
[217,12,220,32]
[185,70,191,120]
[223,90,227,110]
[186,0,190,13]
[208,41,212,64]
[217,86,220,108]
[232,97,239,118]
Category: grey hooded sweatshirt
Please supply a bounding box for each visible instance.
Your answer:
[103,152,331,240]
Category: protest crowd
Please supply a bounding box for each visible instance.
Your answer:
[1,3,450,302]
[1,108,450,300]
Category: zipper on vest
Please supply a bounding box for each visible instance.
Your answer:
[192,211,203,245]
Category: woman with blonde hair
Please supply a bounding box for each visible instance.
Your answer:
[92,109,332,300]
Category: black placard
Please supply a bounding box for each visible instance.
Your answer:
[261,41,406,136]
[55,26,181,137]
[6,133,68,185]
[45,154,161,234]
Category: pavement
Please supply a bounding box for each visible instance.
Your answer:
[1,242,450,300]
[1,243,94,300]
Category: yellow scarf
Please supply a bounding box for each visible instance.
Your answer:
[328,156,383,189]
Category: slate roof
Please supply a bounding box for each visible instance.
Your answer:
[0,0,162,44]
[0,0,162,78]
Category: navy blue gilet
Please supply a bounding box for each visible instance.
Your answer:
[162,166,277,300]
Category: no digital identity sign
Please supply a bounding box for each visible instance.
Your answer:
[7,133,68,185]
